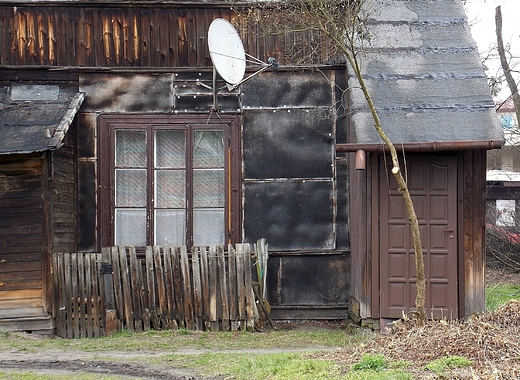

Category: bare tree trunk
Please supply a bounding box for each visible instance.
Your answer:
[346,54,426,326]
[496,5,520,121]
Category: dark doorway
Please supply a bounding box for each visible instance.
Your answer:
[379,154,458,319]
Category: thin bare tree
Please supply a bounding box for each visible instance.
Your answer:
[236,0,427,325]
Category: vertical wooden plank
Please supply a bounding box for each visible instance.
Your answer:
[140,8,150,66]
[56,252,66,337]
[101,247,117,336]
[77,252,86,338]
[199,246,210,330]
[145,246,159,330]
[172,247,185,328]
[71,253,80,338]
[119,246,134,331]
[92,253,101,338]
[227,245,238,331]
[180,246,194,330]
[63,252,73,338]
[235,245,246,329]
[163,247,178,329]
[217,246,230,331]
[139,258,150,332]
[129,246,143,332]
[191,247,203,330]
[208,245,218,331]
[176,9,188,67]
[154,246,169,328]
[85,253,93,338]
[242,244,254,331]
[110,246,124,328]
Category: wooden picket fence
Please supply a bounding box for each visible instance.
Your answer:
[52,241,265,338]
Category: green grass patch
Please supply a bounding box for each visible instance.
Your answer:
[0,328,362,354]
[425,355,473,377]
[486,284,520,311]
[188,352,341,380]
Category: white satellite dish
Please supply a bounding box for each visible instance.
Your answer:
[206,18,278,110]
[208,18,246,86]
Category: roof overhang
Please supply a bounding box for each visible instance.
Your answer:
[0,85,85,155]
[337,140,503,153]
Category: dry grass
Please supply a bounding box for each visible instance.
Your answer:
[318,300,520,378]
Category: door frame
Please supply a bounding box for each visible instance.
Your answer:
[371,153,460,319]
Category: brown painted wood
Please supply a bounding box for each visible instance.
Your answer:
[91,253,101,338]
[379,154,459,319]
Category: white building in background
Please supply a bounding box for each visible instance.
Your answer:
[487,97,520,227]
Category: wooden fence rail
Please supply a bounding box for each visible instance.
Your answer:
[52,242,264,338]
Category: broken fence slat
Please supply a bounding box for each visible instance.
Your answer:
[199,246,211,331]
[191,247,203,330]
[153,246,169,328]
[118,246,134,331]
[217,246,230,331]
[129,246,143,332]
[227,245,238,331]
[110,246,124,328]
[208,245,218,331]
[180,246,195,330]
[145,246,159,330]
[163,247,178,329]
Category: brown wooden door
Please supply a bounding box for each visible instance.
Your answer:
[379,154,458,319]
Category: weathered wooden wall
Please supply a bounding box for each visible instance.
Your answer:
[0,153,44,314]
[0,5,337,68]
[51,124,77,253]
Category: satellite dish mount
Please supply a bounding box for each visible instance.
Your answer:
[207,18,278,111]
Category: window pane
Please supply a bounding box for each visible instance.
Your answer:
[155,209,186,246]
[193,130,224,168]
[116,130,147,167]
[155,130,186,168]
[193,169,225,207]
[116,169,147,207]
[155,170,186,208]
[193,208,225,246]
[115,208,147,246]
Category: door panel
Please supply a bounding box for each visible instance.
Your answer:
[380,155,458,319]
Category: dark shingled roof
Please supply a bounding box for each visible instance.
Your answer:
[0,85,85,154]
[348,0,504,146]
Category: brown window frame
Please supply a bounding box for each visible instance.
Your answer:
[97,114,241,250]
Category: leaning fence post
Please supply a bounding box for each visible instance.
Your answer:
[101,247,117,336]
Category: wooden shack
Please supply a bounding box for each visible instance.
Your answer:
[0,0,503,332]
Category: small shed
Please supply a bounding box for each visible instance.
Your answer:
[0,84,84,332]
[338,0,503,326]
[0,0,503,332]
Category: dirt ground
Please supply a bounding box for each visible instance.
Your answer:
[1,268,519,379]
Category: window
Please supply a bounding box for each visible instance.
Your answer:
[98,115,241,249]
[501,115,514,129]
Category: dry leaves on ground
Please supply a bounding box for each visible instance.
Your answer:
[319,300,520,379]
